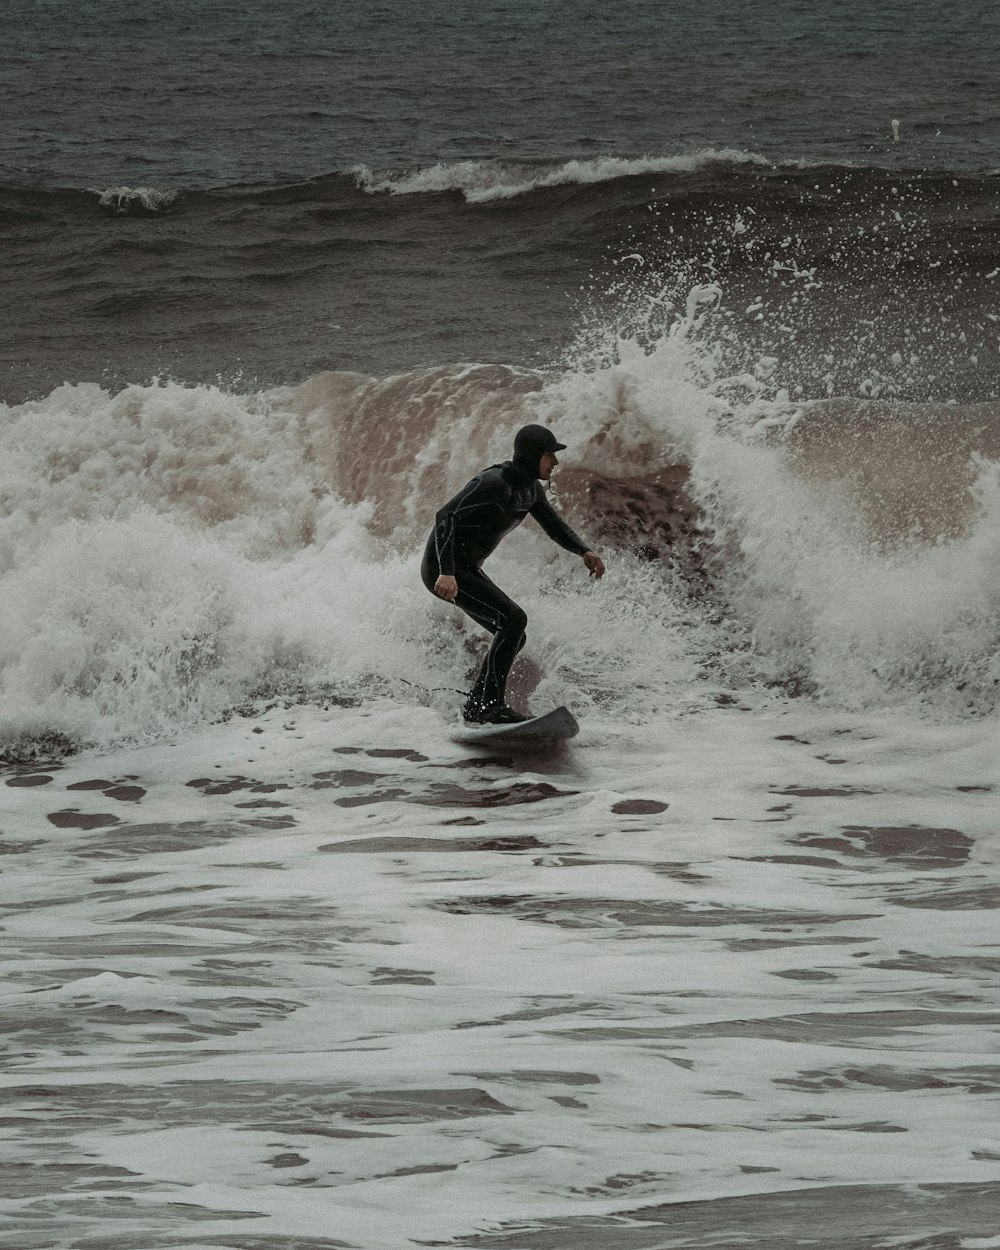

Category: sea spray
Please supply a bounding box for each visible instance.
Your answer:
[572,172,999,406]
[550,286,1000,712]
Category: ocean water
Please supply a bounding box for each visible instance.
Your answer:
[3,2,1000,1248]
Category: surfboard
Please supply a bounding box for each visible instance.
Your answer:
[449,705,579,748]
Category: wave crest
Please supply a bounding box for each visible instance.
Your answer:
[91,185,180,214]
[352,149,771,203]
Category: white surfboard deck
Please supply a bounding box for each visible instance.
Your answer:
[449,705,579,748]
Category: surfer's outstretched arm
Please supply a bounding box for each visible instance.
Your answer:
[529,492,588,555]
[530,495,605,579]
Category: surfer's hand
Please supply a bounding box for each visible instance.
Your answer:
[583,551,605,580]
[434,574,459,602]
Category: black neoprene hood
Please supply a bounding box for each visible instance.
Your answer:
[512,424,567,477]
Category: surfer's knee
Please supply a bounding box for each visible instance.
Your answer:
[506,605,528,636]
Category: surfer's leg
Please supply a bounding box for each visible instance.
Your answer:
[423,553,527,718]
[452,567,527,717]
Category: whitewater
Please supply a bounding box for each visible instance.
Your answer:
[3,286,1000,1247]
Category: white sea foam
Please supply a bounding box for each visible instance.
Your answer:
[3,696,999,1247]
[91,185,179,212]
[353,148,772,203]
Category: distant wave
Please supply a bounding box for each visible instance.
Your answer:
[3,158,990,216]
[90,185,180,214]
[352,149,773,203]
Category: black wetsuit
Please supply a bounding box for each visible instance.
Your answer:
[421,451,589,716]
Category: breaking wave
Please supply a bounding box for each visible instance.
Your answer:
[352,149,773,202]
[5,264,1000,760]
[91,185,180,214]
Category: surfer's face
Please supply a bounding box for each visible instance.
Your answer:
[539,451,558,480]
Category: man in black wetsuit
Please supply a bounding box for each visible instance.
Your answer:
[421,423,605,724]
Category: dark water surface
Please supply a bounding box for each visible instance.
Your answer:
[4,0,1000,400]
[5,0,999,188]
[4,162,1000,403]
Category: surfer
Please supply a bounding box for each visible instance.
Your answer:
[422,423,605,724]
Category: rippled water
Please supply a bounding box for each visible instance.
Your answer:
[6,0,998,189]
[4,701,1000,1248]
